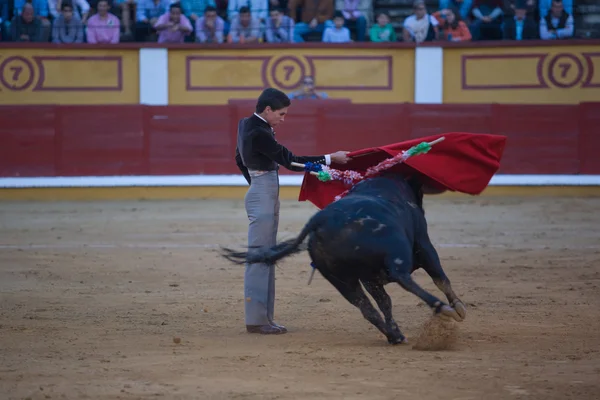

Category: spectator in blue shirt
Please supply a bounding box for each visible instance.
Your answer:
[265,7,294,43]
[195,5,226,43]
[135,0,170,41]
[52,1,85,43]
[180,0,215,42]
[322,11,351,42]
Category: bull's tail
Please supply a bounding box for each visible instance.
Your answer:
[220,213,323,266]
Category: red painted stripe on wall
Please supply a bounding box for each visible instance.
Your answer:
[0,102,598,177]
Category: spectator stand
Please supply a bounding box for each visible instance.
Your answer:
[0,0,600,43]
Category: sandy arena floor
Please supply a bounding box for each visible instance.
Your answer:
[1,195,599,400]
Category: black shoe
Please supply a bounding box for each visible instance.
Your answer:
[246,324,286,335]
[270,322,288,333]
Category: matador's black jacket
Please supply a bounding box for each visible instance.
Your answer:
[235,113,329,185]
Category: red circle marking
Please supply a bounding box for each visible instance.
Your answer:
[547,53,584,89]
[270,56,306,90]
[0,56,35,91]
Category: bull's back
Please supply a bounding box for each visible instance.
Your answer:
[308,194,416,276]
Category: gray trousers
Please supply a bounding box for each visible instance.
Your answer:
[244,170,280,326]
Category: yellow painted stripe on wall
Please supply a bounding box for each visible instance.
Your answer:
[1,186,599,201]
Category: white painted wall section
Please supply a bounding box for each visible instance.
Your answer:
[1,175,600,188]
[414,46,443,104]
[139,48,169,105]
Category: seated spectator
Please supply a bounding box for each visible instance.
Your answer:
[335,0,368,42]
[49,0,90,23]
[289,0,334,42]
[52,1,84,43]
[288,75,328,100]
[402,0,439,43]
[503,1,538,40]
[433,8,472,41]
[323,10,351,42]
[539,0,573,39]
[181,0,215,42]
[195,5,225,43]
[227,6,262,43]
[10,3,44,41]
[135,0,170,42]
[439,0,473,21]
[265,7,294,43]
[14,0,51,41]
[370,11,397,42]
[470,0,504,40]
[538,0,571,19]
[228,0,268,24]
[154,3,193,43]
[86,0,120,43]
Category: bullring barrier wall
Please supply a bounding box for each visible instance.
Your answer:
[0,101,599,198]
[1,42,599,199]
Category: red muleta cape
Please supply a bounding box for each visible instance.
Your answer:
[298,132,507,209]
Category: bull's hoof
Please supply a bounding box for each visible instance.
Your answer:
[439,305,462,322]
[388,335,408,345]
[451,300,467,321]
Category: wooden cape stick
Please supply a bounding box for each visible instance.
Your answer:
[290,162,319,175]
[350,136,446,158]
[290,137,445,176]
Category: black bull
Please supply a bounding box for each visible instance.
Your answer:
[221,173,467,344]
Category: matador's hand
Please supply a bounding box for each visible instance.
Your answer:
[330,151,351,164]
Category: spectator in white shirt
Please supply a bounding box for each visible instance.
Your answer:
[539,0,573,40]
[403,0,439,43]
[322,11,351,42]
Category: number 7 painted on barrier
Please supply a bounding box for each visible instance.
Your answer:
[10,66,23,82]
[283,66,294,81]
[558,63,571,78]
